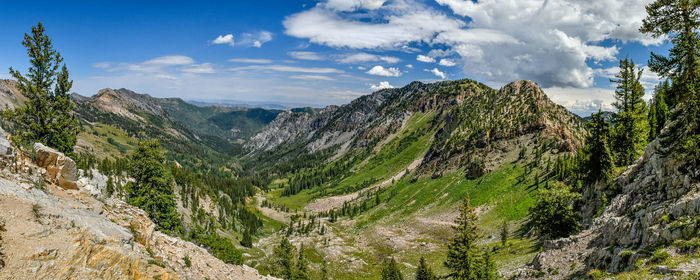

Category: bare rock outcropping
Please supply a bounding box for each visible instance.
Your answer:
[516,140,700,279]
[33,143,77,190]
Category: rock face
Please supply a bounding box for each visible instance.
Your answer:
[0,158,277,280]
[515,140,700,279]
[32,143,77,190]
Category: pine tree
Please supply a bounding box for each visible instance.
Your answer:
[241,229,253,248]
[582,110,614,184]
[445,194,481,280]
[641,0,700,169]
[610,58,649,166]
[499,220,509,248]
[648,81,671,140]
[381,257,404,280]
[415,257,436,280]
[3,22,79,155]
[320,261,329,280]
[273,237,296,279]
[126,139,181,233]
[292,244,310,280]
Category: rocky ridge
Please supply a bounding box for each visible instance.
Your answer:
[0,128,276,280]
[516,139,700,279]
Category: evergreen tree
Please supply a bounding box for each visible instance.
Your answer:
[320,261,329,280]
[415,257,436,280]
[499,220,509,248]
[273,237,297,279]
[445,194,483,280]
[126,139,181,233]
[291,244,310,280]
[381,257,404,280]
[241,229,253,248]
[3,22,79,155]
[529,183,581,239]
[610,58,649,166]
[648,81,671,140]
[582,110,614,184]
[641,0,700,169]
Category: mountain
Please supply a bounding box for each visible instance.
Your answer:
[241,79,590,278]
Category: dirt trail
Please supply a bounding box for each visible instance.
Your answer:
[304,157,423,212]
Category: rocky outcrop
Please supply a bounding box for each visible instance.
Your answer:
[33,143,77,190]
[515,139,700,279]
[0,158,276,280]
[0,79,26,110]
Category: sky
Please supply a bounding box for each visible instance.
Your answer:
[0,0,672,116]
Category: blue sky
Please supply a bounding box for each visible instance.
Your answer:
[0,0,671,115]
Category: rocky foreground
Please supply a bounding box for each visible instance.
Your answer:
[0,129,276,280]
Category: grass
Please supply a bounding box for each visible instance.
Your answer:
[269,112,436,211]
[77,122,137,159]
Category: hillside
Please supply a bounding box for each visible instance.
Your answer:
[0,127,276,280]
[240,79,589,279]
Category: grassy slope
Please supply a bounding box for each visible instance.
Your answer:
[77,122,138,159]
[269,112,436,210]
[251,110,551,279]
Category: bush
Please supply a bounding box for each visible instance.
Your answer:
[650,249,669,264]
[529,183,581,239]
[196,233,243,265]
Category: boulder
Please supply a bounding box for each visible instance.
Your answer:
[33,143,77,190]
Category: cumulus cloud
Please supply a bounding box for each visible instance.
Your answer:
[338,53,399,64]
[416,55,436,63]
[544,87,616,116]
[212,34,235,46]
[288,51,325,61]
[439,59,456,67]
[594,65,661,94]
[284,0,663,89]
[425,68,446,79]
[283,4,463,49]
[366,66,401,77]
[228,58,274,64]
[369,81,394,91]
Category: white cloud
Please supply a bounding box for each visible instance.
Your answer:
[212,34,235,46]
[283,5,463,49]
[416,55,436,63]
[369,81,394,91]
[338,53,400,64]
[544,87,616,116]
[228,58,274,64]
[289,75,336,81]
[439,59,456,67]
[180,63,216,74]
[425,68,446,79]
[324,0,387,12]
[92,62,111,69]
[366,66,401,77]
[230,65,344,74]
[284,0,663,89]
[406,64,413,69]
[288,51,325,61]
[357,66,367,70]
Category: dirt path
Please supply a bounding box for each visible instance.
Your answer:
[304,157,423,212]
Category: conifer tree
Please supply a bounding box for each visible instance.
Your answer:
[445,194,482,280]
[610,58,649,166]
[381,257,404,280]
[529,183,581,239]
[292,244,310,280]
[320,261,329,280]
[648,81,671,140]
[126,139,181,233]
[641,0,700,169]
[415,257,436,280]
[3,22,79,155]
[582,110,614,184]
[273,237,297,279]
[499,220,509,248]
[241,229,253,248]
